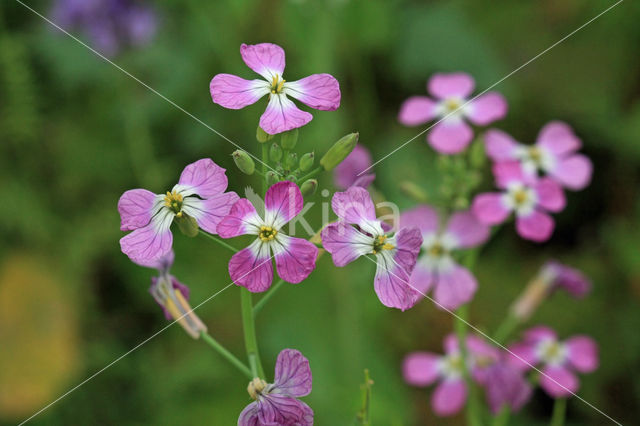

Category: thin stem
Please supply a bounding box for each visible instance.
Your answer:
[455,304,483,426]
[492,405,511,426]
[262,143,269,195]
[297,165,323,183]
[550,398,567,426]
[493,313,520,345]
[241,289,265,378]
[199,230,238,253]
[200,331,252,379]
[253,279,285,315]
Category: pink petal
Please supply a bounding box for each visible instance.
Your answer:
[540,365,579,398]
[321,222,373,267]
[409,263,435,295]
[506,342,539,372]
[274,349,312,397]
[428,120,473,154]
[331,186,378,228]
[484,362,532,414]
[182,192,239,234]
[549,154,593,190]
[259,95,313,135]
[536,121,581,155]
[523,326,558,343]
[516,211,554,242]
[443,334,460,355]
[237,401,260,426]
[352,174,376,189]
[273,235,318,284]
[533,178,566,213]
[398,96,437,126]
[178,158,229,198]
[258,395,313,426]
[467,92,508,125]
[209,74,268,109]
[240,42,285,80]
[484,128,519,162]
[399,205,439,236]
[431,379,467,416]
[217,199,262,238]
[428,72,475,99]
[134,249,174,271]
[445,211,490,249]
[433,265,478,310]
[333,144,373,190]
[120,210,174,262]
[374,257,420,311]
[393,227,423,272]
[228,240,273,292]
[285,73,341,111]
[264,181,303,229]
[118,189,157,231]
[492,161,529,188]
[565,335,598,373]
[403,352,441,386]
[472,193,511,225]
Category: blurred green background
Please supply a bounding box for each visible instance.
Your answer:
[1,0,639,424]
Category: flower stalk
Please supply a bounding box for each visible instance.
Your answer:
[201,331,253,379]
[241,289,265,379]
[550,398,567,426]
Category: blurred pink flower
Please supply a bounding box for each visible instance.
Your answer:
[333,144,375,189]
[482,358,532,414]
[541,260,591,298]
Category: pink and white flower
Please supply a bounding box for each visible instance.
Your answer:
[333,144,375,190]
[485,122,592,190]
[210,43,341,135]
[217,181,318,292]
[507,326,599,398]
[472,162,566,242]
[119,158,238,263]
[400,206,490,310]
[321,187,423,310]
[239,349,313,426]
[398,72,507,154]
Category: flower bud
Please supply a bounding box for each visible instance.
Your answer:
[266,171,279,186]
[280,128,298,149]
[175,214,199,237]
[299,152,315,172]
[320,132,359,171]
[150,275,207,339]
[300,179,317,197]
[469,137,486,168]
[256,126,274,143]
[285,152,298,170]
[270,143,283,162]
[232,150,255,175]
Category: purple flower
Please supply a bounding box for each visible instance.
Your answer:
[507,326,599,398]
[472,162,566,242]
[133,250,207,339]
[398,72,507,154]
[333,144,375,190]
[482,358,532,414]
[403,334,499,416]
[210,43,341,135]
[400,206,490,310]
[217,181,318,292]
[119,158,238,263]
[485,122,592,190]
[238,349,313,426]
[321,187,423,310]
[540,260,591,298]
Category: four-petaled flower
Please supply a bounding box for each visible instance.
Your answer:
[398,72,507,154]
[333,144,375,190]
[485,122,592,190]
[321,187,423,310]
[472,162,566,242]
[210,43,341,135]
[507,326,598,398]
[218,181,318,292]
[400,206,490,310]
[482,357,532,414]
[238,349,313,426]
[119,158,239,262]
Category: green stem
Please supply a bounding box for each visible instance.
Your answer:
[455,304,483,426]
[493,313,520,345]
[492,405,511,426]
[241,289,265,378]
[550,398,567,426]
[262,143,269,195]
[253,279,285,315]
[297,165,323,183]
[200,331,252,379]
[199,230,238,253]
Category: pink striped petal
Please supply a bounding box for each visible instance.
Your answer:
[285,73,341,111]
[240,43,285,80]
[472,193,511,225]
[331,186,378,227]
[467,92,508,125]
[540,365,579,398]
[209,74,268,109]
[374,256,420,311]
[516,211,554,242]
[506,342,539,372]
[178,158,229,198]
[433,265,477,310]
[272,235,318,284]
[321,222,372,267]
[533,178,566,213]
[182,191,239,234]
[259,95,313,135]
[228,240,273,292]
[399,205,439,235]
[120,210,174,262]
[259,394,313,425]
[118,189,158,231]
[274,349,312,397]
[264,181,303,229]
[484,128,519,162]
[403,352,442,386]
[217,199,262,238]
[549,154,592,190]
[409,263,435,295]
[565,336,598,373]
[536,121,581,155]
[237,401,260,426]
[393,227,423,272]
[428,72,475,99]
[398,96,438,126]
[134,249,174,271]
[334,144,373,190]
[431,379,467,416]
[428,120,473,154]
[445,211,490,249]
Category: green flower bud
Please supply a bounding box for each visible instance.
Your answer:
[320,132,359,171]
[300,179,318,197]
[285,152,298,170]
[175,214,199,238]
[469,137,486,168]
[266,171,279,186]
[270,143,283,162]
[400,181,429,203]
[256,126,274,143]
[232,150,255,175]
[299,152,315,172]
[286,174,297,182]
[280,128,299,150]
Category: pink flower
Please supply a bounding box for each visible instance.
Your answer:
[119,158,238,263]
[540,260,591,298]
[507,326,599,398]
[482,358,532,414]
[485,122,592,190]
[321,187,423,310]
[400,206,490,310]
[238,349,313,426]
[472,162,566,242]
[403,334,499,417]
[398,72,507,154]
[210,43,341,135]
[333,144,375,190]
[217,181,318,292]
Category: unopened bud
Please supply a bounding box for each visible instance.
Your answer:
[300,179,317,196]
[175,214,199,237]
[232,150,255,175]
[266,171,279,186]
[270,143,283,162]
[299,152,315,172]
[320,132,359,171]
[285,152,298,170]
[280,128,299,150]
[256,126,274,143]
[469,137,486,168]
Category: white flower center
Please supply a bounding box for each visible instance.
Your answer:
[502,183,537,216]
[536,339,568,366]
[436,96,468,121]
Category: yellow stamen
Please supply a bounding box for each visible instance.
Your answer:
[259,225,278,242]
[372,235,395,254]
[513,189,528,205]
[247,377,268,399]
[270,74,286,94]
[164,190,184,214]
